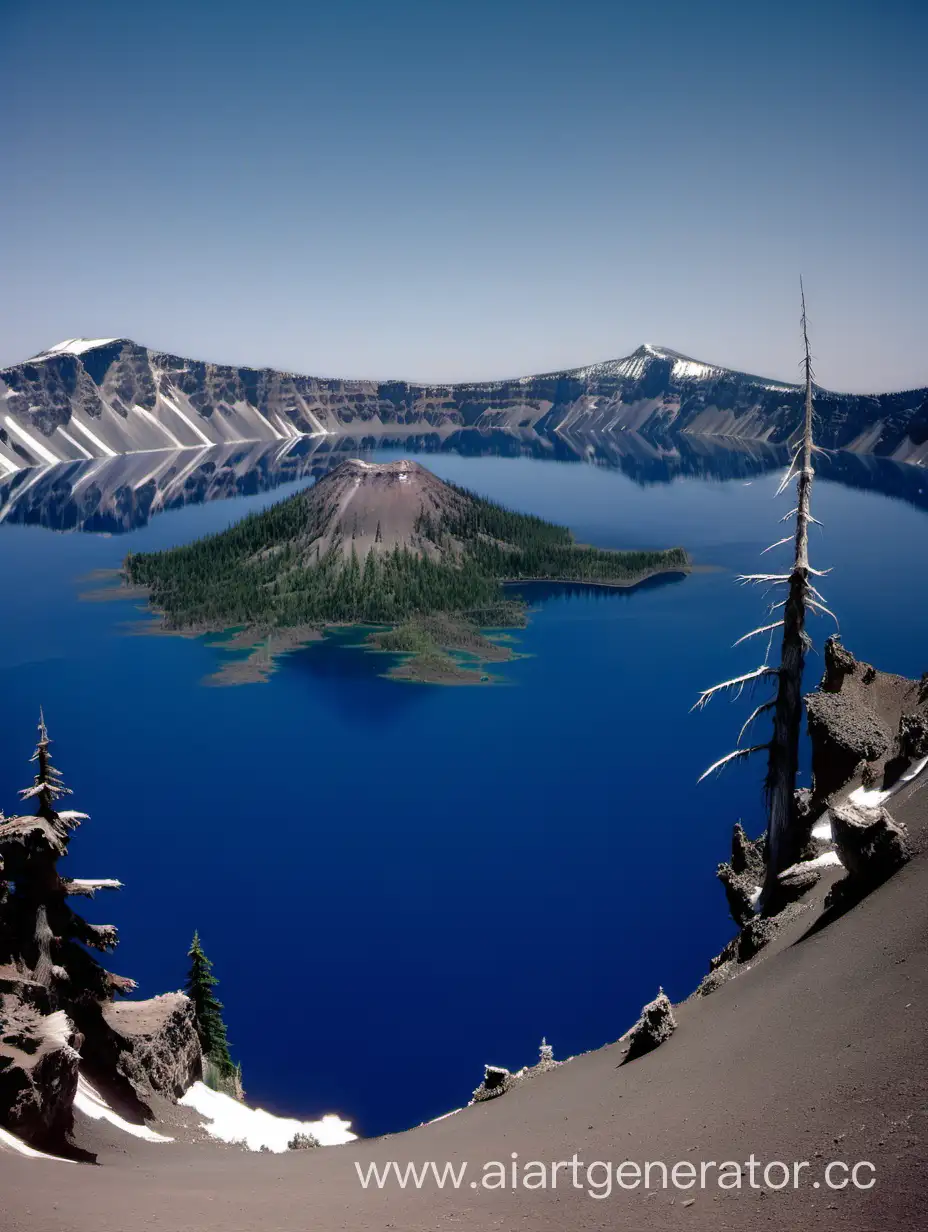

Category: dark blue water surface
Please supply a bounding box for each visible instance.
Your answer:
[1,443,926,1137]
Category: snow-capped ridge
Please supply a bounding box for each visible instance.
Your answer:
[573,343,782,386]
[1,335,922,472]
[31,338,121,360]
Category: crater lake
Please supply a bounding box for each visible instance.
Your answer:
[1,434,926,1136]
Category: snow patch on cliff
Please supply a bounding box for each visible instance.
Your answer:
[36,339,118,358]
[74,1075,173,1142]
[672,358,718,380]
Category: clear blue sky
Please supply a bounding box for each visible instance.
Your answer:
[3,0,925,391]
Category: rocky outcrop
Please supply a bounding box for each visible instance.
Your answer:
[0,992,80,1149]
[77,993,202,1112]
[0,984,201,1145]
[623,989,676,1062]
[821,636,860,693]
[1,722,203,1150]
[806,637,928,813]
[716,823,765,926]
[2,337,926,471]
[470,1040,560,1104]
[899,712,928,759]
[701,643,926,1000]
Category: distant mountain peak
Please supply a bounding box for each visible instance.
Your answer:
[635,343,684,358]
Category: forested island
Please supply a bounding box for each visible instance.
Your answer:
[125,459,689,682]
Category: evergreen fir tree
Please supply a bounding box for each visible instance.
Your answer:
[0,711,134,1000]
[185,932,235,1075]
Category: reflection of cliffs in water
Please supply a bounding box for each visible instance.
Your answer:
[0,430,925,534]
[507,573,690,603]
[0,439,329,534]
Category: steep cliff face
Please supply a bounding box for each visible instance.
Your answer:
[77,993,202,1113]
[2,338,925,472]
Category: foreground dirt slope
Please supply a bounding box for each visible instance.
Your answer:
[3,772,926,1232]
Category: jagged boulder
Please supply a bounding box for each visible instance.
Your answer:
[830,802,910,887]
[77,992,202,1112]
[899,712,928,760]
[696,964,732,997]
[717,823,765,926]
[776,862,821,901]
[821,635,859,692]
[0,995,80,1148]
[472,1065,512,1103]
[624,989,676,1062]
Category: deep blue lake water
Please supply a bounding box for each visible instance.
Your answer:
[1,439,926,1137]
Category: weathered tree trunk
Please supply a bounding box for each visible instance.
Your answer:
[695,288,830,915]
[761,291,815,909]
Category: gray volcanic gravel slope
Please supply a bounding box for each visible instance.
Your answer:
[2,780,926,1231]
[2,337,927,472]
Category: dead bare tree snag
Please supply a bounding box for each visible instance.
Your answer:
[695,286,834,913]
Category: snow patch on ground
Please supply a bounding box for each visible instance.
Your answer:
[811,819,832,841]
[179,1081,356,1151]
[848,755,928,809]
[0,1125,76,1163]
[849,787,890,808]
[74,1075,173,1142]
